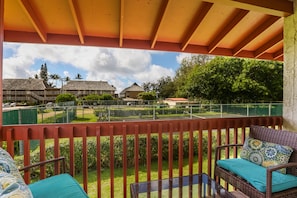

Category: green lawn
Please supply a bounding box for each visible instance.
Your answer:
[75,157,212,198]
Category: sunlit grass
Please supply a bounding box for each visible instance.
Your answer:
[75,157,212,198]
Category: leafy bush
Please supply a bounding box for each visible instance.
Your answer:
[55,93,76,103]
[20,134,211,178]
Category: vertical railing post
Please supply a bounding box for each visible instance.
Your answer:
[247,104,250,117]
[153,105,156,120]
[96,126,101,198]
[0,0,4,126]
[108,106,110,121]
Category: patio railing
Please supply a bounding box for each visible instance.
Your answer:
[0,116,282,198]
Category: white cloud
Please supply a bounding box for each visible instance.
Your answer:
[3,43,177,93]
[176,53,193,64]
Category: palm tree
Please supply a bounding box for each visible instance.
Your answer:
[75,73,83,80]
[49,74,61,88]
[65,76,71,82]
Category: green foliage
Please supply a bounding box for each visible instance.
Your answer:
[232,60,283,102]
[22,135,211,178]
[55,93,76,103]
[185,57,244,102]
[138,91,156,100]
[39,63,48,86]
[75,73,83,79]
[83,94,101,101]
[174,55,212,98]
[157,76,176,99]
[183,57,283,103]
[99,94,114,100]
[83,94,113,102]
[143,55,282,102]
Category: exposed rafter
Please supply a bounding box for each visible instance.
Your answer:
[255,32,283,58]
[208,9,249,53]
[68,0,84,44]
[273,49,283,60]
[18,0,47,42]
[232,16,280,56]
[204,0,293,17]
[150,0,170,49]
[181,2,213,51]
[119,0,124,47]
[3,0,291,62]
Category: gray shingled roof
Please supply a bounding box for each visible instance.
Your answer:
[120,83,144,94]
[62,80,116,91]
[3,79,46,90]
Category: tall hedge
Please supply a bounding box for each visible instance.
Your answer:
[20,134,212,178]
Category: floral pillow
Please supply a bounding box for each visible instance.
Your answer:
[0,171,33,198]
[240,137,293,174]
[0,147,23,181]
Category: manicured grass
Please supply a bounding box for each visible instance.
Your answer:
[75,157,212,198]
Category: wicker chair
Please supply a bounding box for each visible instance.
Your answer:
[19,157,89,198]
[214,125,297,198]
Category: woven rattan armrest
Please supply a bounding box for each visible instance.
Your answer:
[266,162,297,198]
[215,144,243,161]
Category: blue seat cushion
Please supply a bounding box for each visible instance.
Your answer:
[29,173,89,198]
[217,158,297,193]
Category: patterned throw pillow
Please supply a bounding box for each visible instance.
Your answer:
[0,171,33,198]
[0,147,24,181]
[240,137,293,174]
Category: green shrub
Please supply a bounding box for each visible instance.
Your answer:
[19,134,212,179]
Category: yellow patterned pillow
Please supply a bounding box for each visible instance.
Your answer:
[0,147,23,181]
[240,137,293,174]
[0,171,33,197]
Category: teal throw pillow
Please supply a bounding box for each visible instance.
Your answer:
[240,137,293,174]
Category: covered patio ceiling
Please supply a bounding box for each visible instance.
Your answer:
[2,0,294,61]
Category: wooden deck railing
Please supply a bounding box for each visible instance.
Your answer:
[0,116,282,198]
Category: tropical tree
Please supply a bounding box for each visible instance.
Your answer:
[65,76,71,82]
[49,74,61,87]
[39,63,49,86]
[75,73,83,80]
[183,57,283,103]
[174,55,212,97]
[232,59,283,102]
[156,76,176,99]
[142,82,157,92]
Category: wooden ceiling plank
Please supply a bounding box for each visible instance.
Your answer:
[181,2,213,51]
[273,49,283,60]
[254,32,283,58]
[18,0,47,42]
[119,0,124,47]
[151,0,170,49]
[68,0,84,44]
[232,16,280,56]
[204,0,293,17]
[208,9,249,53]
[232,0,293,16]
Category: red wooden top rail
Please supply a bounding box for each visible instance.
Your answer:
[0,116,283,198]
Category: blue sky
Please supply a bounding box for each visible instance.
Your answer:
[3,42,191,93]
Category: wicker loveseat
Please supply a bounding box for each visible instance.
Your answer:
[0,148,88,198]
[215,125,297,198]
